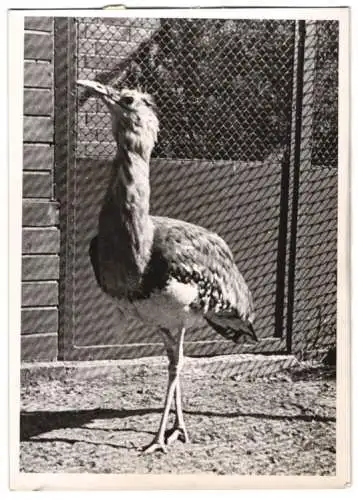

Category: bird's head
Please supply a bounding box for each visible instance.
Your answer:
[77,80,159,163]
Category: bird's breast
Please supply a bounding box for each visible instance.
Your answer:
[116,278,204,330]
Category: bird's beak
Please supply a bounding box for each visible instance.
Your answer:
[76,79,110,98]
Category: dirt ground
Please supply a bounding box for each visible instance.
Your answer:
[20,359,336,475]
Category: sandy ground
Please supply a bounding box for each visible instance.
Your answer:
[20,360,336,475]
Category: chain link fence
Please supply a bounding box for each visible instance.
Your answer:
[76,17,337,167]
[71,17,338,362]
[76,18,296,161]
[291,21,338,360]
[312,21,338,167]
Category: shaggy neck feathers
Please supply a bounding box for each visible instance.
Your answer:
[114,122,157,165]
[97,140,154,297]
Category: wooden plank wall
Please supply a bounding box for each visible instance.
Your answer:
[22,17,59,361]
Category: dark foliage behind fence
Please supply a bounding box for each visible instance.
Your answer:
[312,21,338,167]
[76,17,338,167]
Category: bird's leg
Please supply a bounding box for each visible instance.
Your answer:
[166,378,189,445]
[165,334,189,445]
[142,327,186,454]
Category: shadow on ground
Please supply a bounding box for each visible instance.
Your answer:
[289,365,336,382]
[21,406,335,442]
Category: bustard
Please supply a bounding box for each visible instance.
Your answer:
[77,80,257,454]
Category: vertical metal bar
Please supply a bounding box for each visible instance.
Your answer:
[274,21,297,340]
[54,17,77,360]
[286,20,306,353]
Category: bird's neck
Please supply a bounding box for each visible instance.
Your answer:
[98,146,154,295]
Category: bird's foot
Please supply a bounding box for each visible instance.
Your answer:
[165,426,190,445]
[142,438,167,454]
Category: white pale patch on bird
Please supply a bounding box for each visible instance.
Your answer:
[165,278,199,309]
[131,278,201,330]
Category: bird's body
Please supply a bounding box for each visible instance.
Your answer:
[77,79,257,453]
[90,214,255,338]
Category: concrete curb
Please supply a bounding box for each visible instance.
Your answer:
[21,354,300,385]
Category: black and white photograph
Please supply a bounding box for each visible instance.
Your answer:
[8,6,350,489]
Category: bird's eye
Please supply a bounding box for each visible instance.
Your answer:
[142,98,153,108]
[121,96,134,106]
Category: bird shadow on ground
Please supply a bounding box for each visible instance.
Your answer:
[24,436,135,450]
[20,406,335,443]
[20,408,162,441]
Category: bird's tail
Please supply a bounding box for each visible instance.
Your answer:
[205,311,258,344]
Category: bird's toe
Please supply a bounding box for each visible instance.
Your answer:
[141,439,168,454]
[166,426,190,445]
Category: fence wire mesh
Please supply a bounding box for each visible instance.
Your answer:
[312,21,338,168]
[71,17,338,361]
[76,18,296,161]
[291,21,338,360]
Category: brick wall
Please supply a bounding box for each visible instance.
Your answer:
[76,17,160,159]
[22,17,59,361]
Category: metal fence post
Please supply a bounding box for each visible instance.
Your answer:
[274,21,300,341]
[54,17,77,360]
[286,21,317,353]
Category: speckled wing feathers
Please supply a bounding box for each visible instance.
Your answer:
[148,216,255,340]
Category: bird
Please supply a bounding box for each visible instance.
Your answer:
[77,79,257,454]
